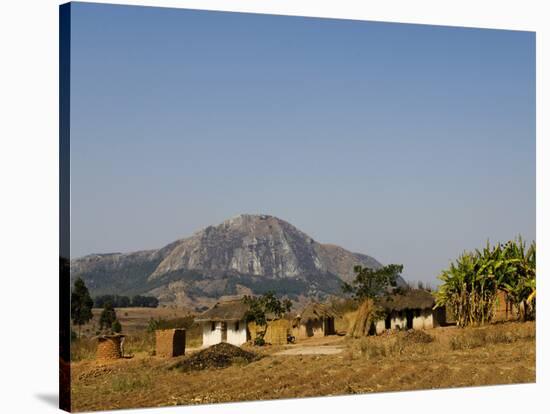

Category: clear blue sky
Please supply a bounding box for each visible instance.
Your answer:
[69,2,535,285]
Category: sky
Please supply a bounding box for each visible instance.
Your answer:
[69,2,536,285]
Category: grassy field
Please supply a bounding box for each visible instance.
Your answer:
[70,321,535,412]
[73,306,195,336]
[71,307,202,361]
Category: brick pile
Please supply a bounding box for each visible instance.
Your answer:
[96,335,124,360]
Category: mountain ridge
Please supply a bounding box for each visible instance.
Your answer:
[71,214,395,309]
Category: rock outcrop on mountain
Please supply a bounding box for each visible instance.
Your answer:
[71,214,396,309]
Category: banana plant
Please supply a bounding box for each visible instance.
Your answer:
[435,237,536,326]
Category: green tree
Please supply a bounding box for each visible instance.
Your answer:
[243,292,292,345]
[99,301,118,332]
[341,264,403,300]
[71,278,94,338]
[112,320,122,333]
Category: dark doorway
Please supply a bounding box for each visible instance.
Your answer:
[221,322,227,342]
[406,310,414,329]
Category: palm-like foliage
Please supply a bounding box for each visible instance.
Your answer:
[500,237,536,320]
[435,237,535,327]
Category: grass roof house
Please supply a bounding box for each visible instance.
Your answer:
[373,289,446,334]
[297,302,339,338]
[195,298,250,347]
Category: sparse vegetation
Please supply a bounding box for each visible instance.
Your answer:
[449,323,535,350]
[70,321,535,412]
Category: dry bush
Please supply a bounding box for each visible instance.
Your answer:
[347,329,436,360]
[400,330,434,344]
[449,323,535,351]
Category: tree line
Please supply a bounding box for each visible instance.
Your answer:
[93,294,159,308]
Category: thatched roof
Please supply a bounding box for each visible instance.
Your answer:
[376,289,435,312]
[194,299,249,322]
[299,302,339,322]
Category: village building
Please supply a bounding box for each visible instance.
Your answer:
[373,289,445,334]
[296,302,339,338]
[194,298,250,347]
[249,313,296,346]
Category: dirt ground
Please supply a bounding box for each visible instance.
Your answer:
[69,321,535,412]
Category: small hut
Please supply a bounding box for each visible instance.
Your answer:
[297,302,339,338]
[155,328,186,357]
[195,298,250,347]
[374,289,445,334]
[248,311,298,345]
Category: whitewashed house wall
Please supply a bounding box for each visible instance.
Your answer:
[201,320,248,347]
[412,313,425,329]
[390,312,407,330]
[422,311,434,329]
[375,319,386,335]
[202,321,222,347]
[226,320,247,345]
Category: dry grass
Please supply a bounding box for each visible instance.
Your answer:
[72,327,202,361]
[448,322,535,350]
[70,321,535,412]
[71,307,203,361]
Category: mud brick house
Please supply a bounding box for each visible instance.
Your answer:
[155,328,186,357]
[296,302,339,338]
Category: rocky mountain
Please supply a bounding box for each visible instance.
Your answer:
[71,214,398,309]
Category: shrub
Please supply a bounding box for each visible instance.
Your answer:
[112,320,122,333]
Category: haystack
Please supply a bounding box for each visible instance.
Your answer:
[248,319,291,345]
[347,299,375,337]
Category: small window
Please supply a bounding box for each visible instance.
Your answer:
[235,321,240,331]
[211,322,216,331]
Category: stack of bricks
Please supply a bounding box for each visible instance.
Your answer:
[155,329,186,358]
[96,335,124,360]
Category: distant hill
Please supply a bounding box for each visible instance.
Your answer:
[71,214,403,309]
